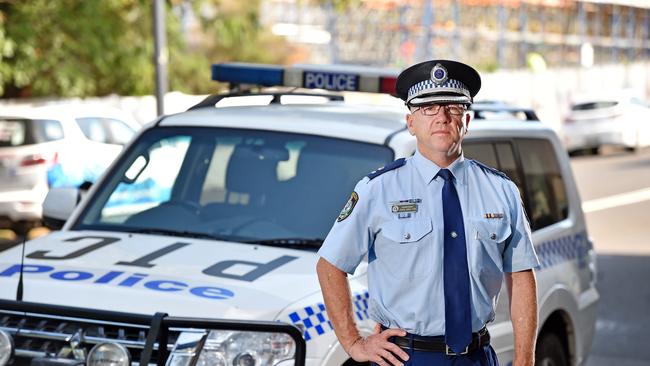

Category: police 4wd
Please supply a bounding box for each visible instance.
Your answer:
[0,64,597,366]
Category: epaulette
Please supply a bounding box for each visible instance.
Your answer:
[470,159,511,181]
[367,158,406,180]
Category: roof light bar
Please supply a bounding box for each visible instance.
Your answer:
[211,63,398,95]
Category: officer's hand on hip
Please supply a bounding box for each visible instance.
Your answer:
[347,324,410,366]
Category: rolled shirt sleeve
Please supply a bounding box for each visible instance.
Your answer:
[502,180,540,272]
[318,178,374,274]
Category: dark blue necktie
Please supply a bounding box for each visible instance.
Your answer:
[438,168,472,354]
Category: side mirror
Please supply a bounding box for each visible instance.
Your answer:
[42,188,80,230]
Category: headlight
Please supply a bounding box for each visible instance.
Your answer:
[0,330,14,366]
[87,342,131,366]
[167,330,296,366]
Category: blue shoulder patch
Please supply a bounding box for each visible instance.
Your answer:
[470,159,511,181]
[367,158,406,180]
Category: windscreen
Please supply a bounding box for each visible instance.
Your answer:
[74,127,393,244]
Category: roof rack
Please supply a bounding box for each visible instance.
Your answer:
[187,90,345,111]
[470,104,539,121]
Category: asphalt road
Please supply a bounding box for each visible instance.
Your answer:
[571,148,650,366]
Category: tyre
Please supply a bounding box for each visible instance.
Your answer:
[12,220,38,237]
[535,332,568,366]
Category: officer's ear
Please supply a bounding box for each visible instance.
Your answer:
[463,109,473,132]
[405,112,416,135]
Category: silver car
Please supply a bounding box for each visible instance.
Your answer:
[563,96,650,155]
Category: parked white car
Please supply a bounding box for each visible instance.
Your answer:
[562,96,650,154]
[0,104,140,233]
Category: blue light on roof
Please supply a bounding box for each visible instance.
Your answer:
[211,63,283,86]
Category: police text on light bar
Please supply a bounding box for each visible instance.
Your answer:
[211,63,398,95]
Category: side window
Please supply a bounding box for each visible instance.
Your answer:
[105,118,136,145]
[516,138,568,231]
[0,120,27,146]
[494,142,523,190]
[77,118,109,143]
[463,142,498,167]
[38,120,64,142]
[464,141,524,197]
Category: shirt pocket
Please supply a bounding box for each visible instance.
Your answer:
[471,219,512,271]
[375,218,433,279]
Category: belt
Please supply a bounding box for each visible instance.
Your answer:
[389,327,490,356]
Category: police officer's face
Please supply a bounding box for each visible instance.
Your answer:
[405,103,470,155]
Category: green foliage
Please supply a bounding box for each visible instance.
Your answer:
[0,0,291,98]
[171,0,292,94]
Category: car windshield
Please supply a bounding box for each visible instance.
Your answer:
[74,127,393,246]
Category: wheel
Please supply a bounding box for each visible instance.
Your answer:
[12,221,38,237]
[625,135,641,153]
[535,332,568,366]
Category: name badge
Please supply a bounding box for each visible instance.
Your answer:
[484,212,504,219]
[389,199,421,218]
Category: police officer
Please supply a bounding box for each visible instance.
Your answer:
[316,60,539,366]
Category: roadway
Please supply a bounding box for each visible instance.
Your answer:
[572,147,650,366]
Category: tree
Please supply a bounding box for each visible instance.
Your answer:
[0,0,292,98]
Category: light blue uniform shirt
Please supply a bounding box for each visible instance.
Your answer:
[318,150,539,336]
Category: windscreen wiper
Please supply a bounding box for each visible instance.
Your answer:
[126,228,245,242]
[245,238,324,249]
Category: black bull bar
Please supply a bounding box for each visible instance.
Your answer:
[0,299,306,366]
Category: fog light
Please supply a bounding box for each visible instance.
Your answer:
[232,352,258,366]
[87,342,130,366]
[0,330,14,366]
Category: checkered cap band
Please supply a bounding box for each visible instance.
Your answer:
[407,78,470,104]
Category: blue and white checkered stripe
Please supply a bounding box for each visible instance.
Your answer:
[535,232,591,270]
[287,292,370,341]
[407,78,469,100]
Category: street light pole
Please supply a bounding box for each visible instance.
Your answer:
[153,0,168,117]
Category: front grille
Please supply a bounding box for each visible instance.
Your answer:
[0,310,180,366]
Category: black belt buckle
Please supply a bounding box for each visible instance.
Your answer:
[445,345,469,356]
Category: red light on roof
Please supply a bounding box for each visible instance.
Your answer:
[380,77,397,95]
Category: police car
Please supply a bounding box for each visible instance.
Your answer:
[0,64,597,366]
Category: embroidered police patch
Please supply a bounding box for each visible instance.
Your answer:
[337,191,359,222]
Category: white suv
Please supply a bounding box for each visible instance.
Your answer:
[0,64,597,366]
[0,104,140,233]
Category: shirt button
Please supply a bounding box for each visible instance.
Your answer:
[490,233,497,240]
[450,231,458,238]
[404,233,411,240]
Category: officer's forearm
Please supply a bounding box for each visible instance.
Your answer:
[506,269,538,366]
[316,257,360,354]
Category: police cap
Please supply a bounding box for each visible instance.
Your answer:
[396,60,481,106]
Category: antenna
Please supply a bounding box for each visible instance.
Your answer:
[16,232,26,301]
